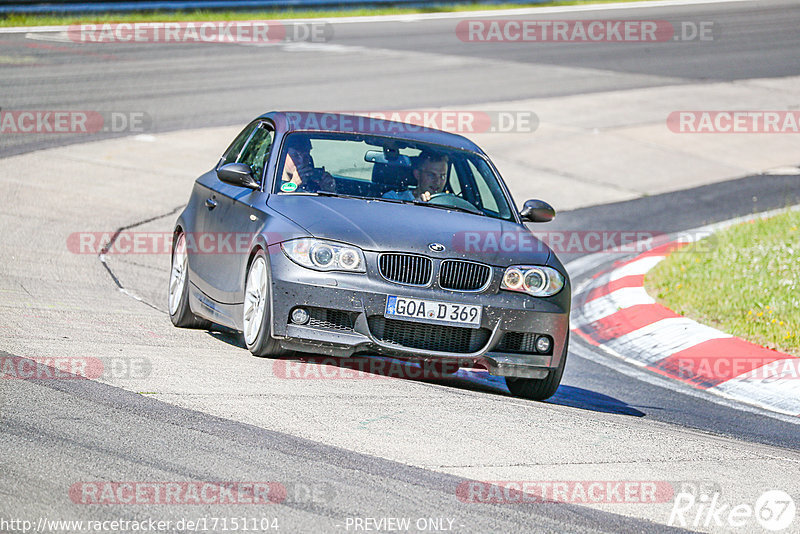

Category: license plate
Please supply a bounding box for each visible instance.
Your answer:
[384,296,482,328]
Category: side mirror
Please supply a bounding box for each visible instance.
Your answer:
[216,162,259,189]
[520,199,555,223]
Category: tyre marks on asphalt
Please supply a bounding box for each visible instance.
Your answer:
[97,204,185,313]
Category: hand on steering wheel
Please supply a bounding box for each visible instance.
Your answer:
[425,192,483,214]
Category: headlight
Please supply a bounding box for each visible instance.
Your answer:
[502,267,524,290]
[281,238,366,272]
[500,266,564,297]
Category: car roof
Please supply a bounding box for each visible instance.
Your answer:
[259,111,485,154]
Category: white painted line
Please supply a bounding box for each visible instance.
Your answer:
[763,166,800,176]
[570,341,800,425]
[608,255,665,281]
[24,31,71,42]
[691,203,800,237]
[573,286,654,327]
[565,250,612,280]
[0,25,68,33]
[604,317,730,365]
[712,375,800,417]
[0,0,755,33]
[572,268,617,300]
[278,0,756,23]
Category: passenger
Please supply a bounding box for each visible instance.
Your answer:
[281,135,336,193]
[383,150,448,202]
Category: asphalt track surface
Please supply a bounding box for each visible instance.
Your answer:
[2,1,800,533]
[2,0,800,156]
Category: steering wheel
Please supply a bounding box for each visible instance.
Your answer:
[426,192,482,214]
[442,184,463,198]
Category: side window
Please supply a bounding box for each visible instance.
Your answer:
[469,160,499,212]
[471,158,512,219]
[447,163,462,196]
[237,124,274,183]
[220,123,257,166]
[304,138,371,180]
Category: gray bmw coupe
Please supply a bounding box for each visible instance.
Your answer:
[169,111,570,400]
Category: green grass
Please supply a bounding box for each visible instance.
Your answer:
[645,209,800,356]
[0,0,658,27]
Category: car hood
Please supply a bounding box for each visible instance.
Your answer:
[268,195,551,266]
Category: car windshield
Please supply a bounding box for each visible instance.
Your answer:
[273,132,515,221]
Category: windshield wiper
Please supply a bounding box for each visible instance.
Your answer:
[366,196,407,204]
[304,190,364,200]
[312,191,411,205]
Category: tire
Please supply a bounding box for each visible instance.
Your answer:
[242,250,284,357]
[169,231,210,329]
[505,334,568,401]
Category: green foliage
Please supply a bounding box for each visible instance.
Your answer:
[0,1,659,27]
[645,209,800,356]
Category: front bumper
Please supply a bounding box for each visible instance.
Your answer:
[269,251,570,378]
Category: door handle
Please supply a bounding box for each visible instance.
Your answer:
[205,197,217,209]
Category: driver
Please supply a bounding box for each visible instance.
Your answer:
[281,135,336,193]
[383,150,448,202]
